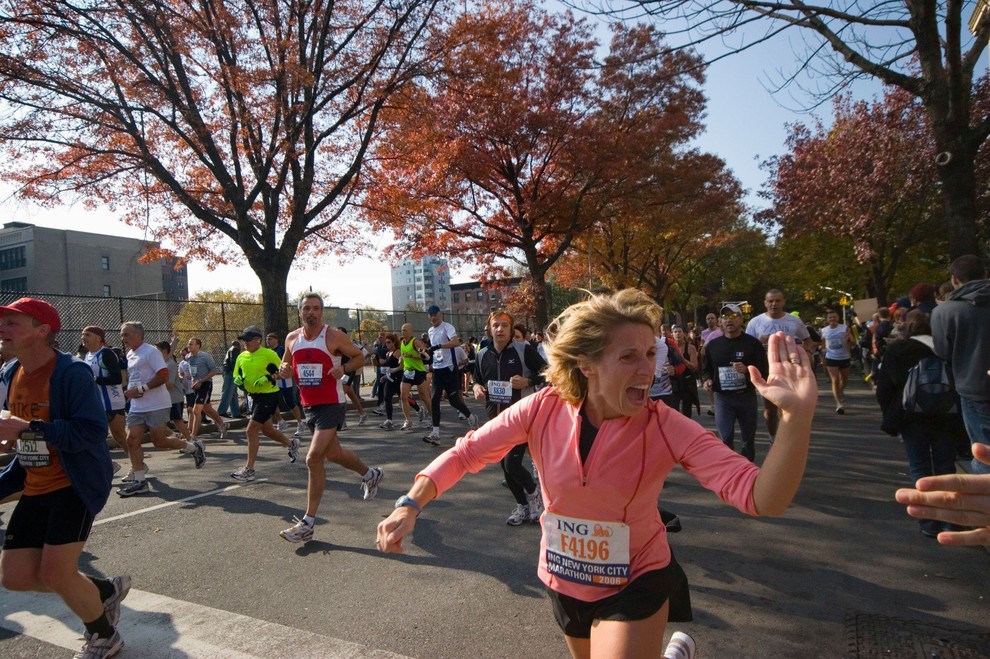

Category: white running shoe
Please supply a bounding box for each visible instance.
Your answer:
[400,420,413,431]
[117,479,149,497]
[73,629,123,659]
[120,465,149,482]
[192,440,206,469]
[231,467,256,482]
[526,488,544,521]
[371,405,385,416]
[466,413,480,430]
[102,575,131,628]
[288,437,300,463]
[277,419,288,431]
[219,422,229,439]
[361,467,384,500]
[357,413,368,426]
[279,516,314,543]
[663,631,696,659]
[506,504,529,526]
[423,432,440,446]
[380,419,394,429]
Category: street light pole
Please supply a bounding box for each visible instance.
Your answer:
[821,286,854,325]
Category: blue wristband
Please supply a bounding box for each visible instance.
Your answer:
[394,495,421,516]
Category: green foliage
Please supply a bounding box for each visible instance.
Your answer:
[173,289,266,359]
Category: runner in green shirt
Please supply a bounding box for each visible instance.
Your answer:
[230,326,299,481]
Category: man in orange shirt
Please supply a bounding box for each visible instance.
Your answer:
[0,298,130,658]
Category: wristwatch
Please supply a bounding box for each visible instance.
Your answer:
[19,419,45,440]
[394,495,421,516]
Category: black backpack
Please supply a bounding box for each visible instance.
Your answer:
[901,352,959,415]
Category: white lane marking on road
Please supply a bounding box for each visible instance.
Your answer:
[0,587,414,659]
[94,479,270,526]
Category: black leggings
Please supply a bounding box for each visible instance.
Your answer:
[383,377,399,420]
[431,367,470,426]
[501,442,537,505]
[383,378,420,420]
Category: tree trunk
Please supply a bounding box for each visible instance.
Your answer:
[256,265,291,341]
[934,134,981,259]
[531,273,550,332]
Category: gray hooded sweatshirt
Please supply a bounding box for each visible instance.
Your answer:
[932,278,990,400]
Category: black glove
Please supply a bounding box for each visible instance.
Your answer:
[428,344,441,355]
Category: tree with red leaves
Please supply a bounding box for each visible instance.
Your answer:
[760,86,988,303]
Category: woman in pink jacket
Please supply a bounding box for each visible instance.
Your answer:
[377,289,817,658]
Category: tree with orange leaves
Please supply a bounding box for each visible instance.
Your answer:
[0,0,442,336]
[363,1,708,329]
[551,22,743,313]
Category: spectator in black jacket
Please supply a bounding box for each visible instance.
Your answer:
[217,340,243,418]
[876,310,966,538]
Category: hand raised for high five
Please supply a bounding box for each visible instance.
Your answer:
[749,331,818,417]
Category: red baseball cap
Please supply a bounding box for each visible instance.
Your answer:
[0,297,62,333]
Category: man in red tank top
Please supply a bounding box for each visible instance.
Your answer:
[276,294,384,543]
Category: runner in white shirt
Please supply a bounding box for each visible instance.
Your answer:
[820,309,854,414]
[745,289,814,444]
[423,305,478,445]
[116,322,205,497]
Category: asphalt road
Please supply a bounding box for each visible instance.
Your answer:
[2,376,989,658]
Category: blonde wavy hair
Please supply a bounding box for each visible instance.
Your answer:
[544,288,661,404]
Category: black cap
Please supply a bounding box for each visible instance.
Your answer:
[238,325,263,340]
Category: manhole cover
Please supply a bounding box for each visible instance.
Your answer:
[846,612,990,658]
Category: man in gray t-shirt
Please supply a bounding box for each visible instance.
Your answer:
[745,289,814,444]
[186,337,229,440]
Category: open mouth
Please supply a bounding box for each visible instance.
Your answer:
[627,385,649,404]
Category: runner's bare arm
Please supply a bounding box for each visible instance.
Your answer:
[278,331,297,378]
[377,476,438,554]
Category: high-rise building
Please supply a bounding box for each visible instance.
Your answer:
[390,255,450,311]
[0,221,188,299]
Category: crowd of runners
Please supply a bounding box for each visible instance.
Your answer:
[2,258,990,658]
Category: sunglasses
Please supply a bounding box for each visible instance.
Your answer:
[720,312,742,319]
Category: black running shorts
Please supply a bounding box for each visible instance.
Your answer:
[192,380,214,405]
[250,391,280,424]
[3,486,94,550]
[548,557,692,639]
[303,403,346,432]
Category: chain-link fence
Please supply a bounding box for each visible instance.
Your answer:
[0,290,492,369]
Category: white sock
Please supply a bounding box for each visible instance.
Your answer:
[185,440,198,451]
[362,468,374,481]
[433,426,440,434]
[134,469,146,482]
[302,515,315,526]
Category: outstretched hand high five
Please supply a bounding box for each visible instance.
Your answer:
[749,331,818,417]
